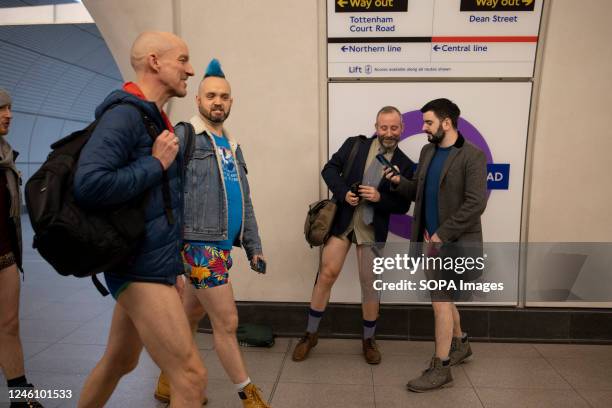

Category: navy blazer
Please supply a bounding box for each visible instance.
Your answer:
[322,135,415,243]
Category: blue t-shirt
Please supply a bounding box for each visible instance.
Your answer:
[424,146,452,236]
[189,134,242,250]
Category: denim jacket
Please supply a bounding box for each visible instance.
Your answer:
[177,115,262,260]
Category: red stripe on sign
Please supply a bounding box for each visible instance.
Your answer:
[432,36,538,43]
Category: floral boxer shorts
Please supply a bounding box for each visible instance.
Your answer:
[181,243,233,289]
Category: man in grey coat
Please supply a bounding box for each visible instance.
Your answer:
[385,98,488,392]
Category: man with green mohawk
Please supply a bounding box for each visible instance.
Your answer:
[155,58,270,407]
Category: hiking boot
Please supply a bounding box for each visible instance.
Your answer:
[239,383,270,408]
[362,337,382,365]
[292,332,318,361]
[449,336,472,366]
[154,372,208,405]
[406,357,453,392]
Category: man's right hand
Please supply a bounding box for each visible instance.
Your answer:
[152,130,179,170]
[345,191,359,206]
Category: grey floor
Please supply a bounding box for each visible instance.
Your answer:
[1,220,611,407]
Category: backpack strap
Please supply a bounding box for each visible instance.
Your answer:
[91,274,110,297]
[139,116,175,225]
[116,103,175,226]
[341,135,363,181]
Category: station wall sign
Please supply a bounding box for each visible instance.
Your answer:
[327,0,544,78]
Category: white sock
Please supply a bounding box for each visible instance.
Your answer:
[235,377,251,392]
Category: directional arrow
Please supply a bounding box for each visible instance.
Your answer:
[433,45,441,51]
[337,0,348,7]
[522,0,533,5]
[341,45,348,52]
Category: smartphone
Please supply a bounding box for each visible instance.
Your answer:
[251,258,267,274]
[375,154,399,175]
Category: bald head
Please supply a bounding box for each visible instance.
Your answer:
[128,31,194,103]
[130,31,185,73]
[199,75,231,95]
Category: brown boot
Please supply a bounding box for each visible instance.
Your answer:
[239,383,271,407]
[154,372,170,403]
[292,332,318,361]
[154,372,208,405]
[362,337,381,365]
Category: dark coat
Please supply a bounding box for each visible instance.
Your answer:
[322,135,415,243]
[0,150,22,272]
[392,133,488,243]
[74,90,184,284]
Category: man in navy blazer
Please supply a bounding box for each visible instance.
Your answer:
[292,106,414,365]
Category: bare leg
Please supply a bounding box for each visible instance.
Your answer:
[193,282,248,384]
[356,244,379,322]
[156,282,208,403]
[78,282,206,408]
[432,301,454,359]
[0,264,25,379]
[310,236,352,311]
[451,303,463,337]
[183,281,206,333]
[78,304,144,407]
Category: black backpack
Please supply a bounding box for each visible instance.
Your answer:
[25,103,175,295]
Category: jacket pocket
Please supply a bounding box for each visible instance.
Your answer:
[186,149,223,234]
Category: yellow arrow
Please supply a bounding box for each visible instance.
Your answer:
[522,0,533,6]
[337,0,348,7]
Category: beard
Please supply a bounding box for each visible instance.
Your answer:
[200,106,231,124]
[377,135,399,153]
[427,126,445,145]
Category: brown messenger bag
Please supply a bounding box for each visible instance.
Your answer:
[304,137,362,247]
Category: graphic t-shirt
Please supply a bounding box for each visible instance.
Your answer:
[199,134,243,250]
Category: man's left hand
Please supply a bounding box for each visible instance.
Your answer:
[358,185,381,202]
[430,233,443,243]
[251,254,266,274]
[174,274,186,298]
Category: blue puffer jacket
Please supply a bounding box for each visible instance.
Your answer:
[73,90,183,285]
